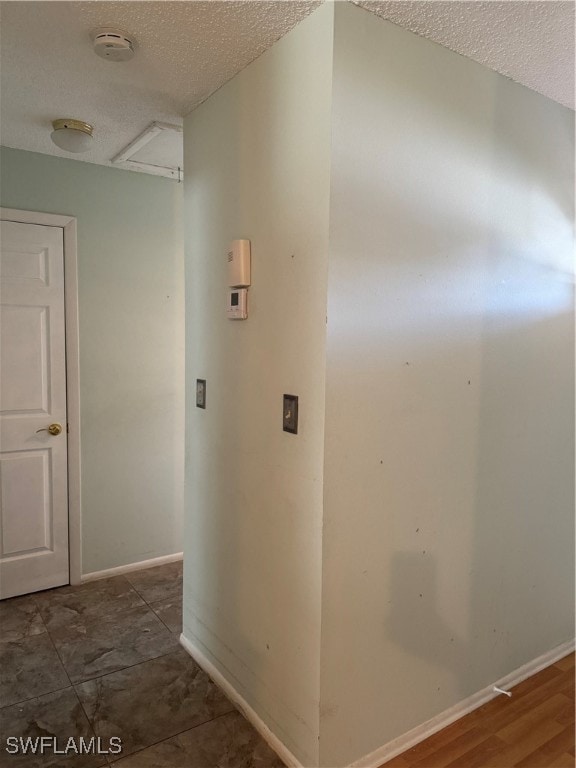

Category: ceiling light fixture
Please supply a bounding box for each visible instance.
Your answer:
[50,119,94,153]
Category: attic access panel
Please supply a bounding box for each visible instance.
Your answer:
[111,121,183,180]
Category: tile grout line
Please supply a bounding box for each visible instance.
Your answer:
[0,682,72,712]
[127,584,182,607]
[147,596,183,634]
[0,598,65,710]
[43,620,101,742]
[70,645,186,687]
[121,575,183,633]
[107,709,238,765]
[24,624,106,764]
[68,643,185,686]
[38,618,73,688]
[151,610,176,634]
[44,599,176,645]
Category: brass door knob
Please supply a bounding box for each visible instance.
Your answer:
[36,423,63,436]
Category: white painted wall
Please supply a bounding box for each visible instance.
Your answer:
[320,3,575,765]
[182,4,333,764]
[0,147,184,575]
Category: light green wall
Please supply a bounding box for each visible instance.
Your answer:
[320,3,575,765]
[0,147,184,574]
[182,4,333,764]
[183,2,574,764]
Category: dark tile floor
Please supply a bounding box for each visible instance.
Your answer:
[0,562,284,767]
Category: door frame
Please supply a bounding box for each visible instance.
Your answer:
[1,208,82,585]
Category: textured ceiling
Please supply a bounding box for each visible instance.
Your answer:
[0,1,320,171]
[355,1,575,110]
[0,0,572,176]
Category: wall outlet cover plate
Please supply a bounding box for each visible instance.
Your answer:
[196,379,206,409]
[283,394,298,434]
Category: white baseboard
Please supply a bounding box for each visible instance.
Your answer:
[180,632,573,768]
[81,552,183,583]
[350,638,576,768]
[179,633,304,768]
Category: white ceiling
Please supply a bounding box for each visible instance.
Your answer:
[0,0,572,177]
[0,1,321,172]
[355,1,575,110]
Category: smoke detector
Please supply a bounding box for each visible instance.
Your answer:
[92,28,135,62]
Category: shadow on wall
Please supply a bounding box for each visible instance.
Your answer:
[387,553,468,687]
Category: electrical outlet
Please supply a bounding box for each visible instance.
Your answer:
[196,379,206,409]
[283,394,298,434]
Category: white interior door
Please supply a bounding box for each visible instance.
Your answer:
[0,220,69,598]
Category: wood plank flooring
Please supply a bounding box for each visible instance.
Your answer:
[381,653,575,768]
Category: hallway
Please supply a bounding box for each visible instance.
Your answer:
[0,562,283,766]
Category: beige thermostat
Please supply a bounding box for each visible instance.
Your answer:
[228,240,251,287]
[227,288,248,320]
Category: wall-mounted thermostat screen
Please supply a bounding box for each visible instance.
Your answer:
[227,287,247,319]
